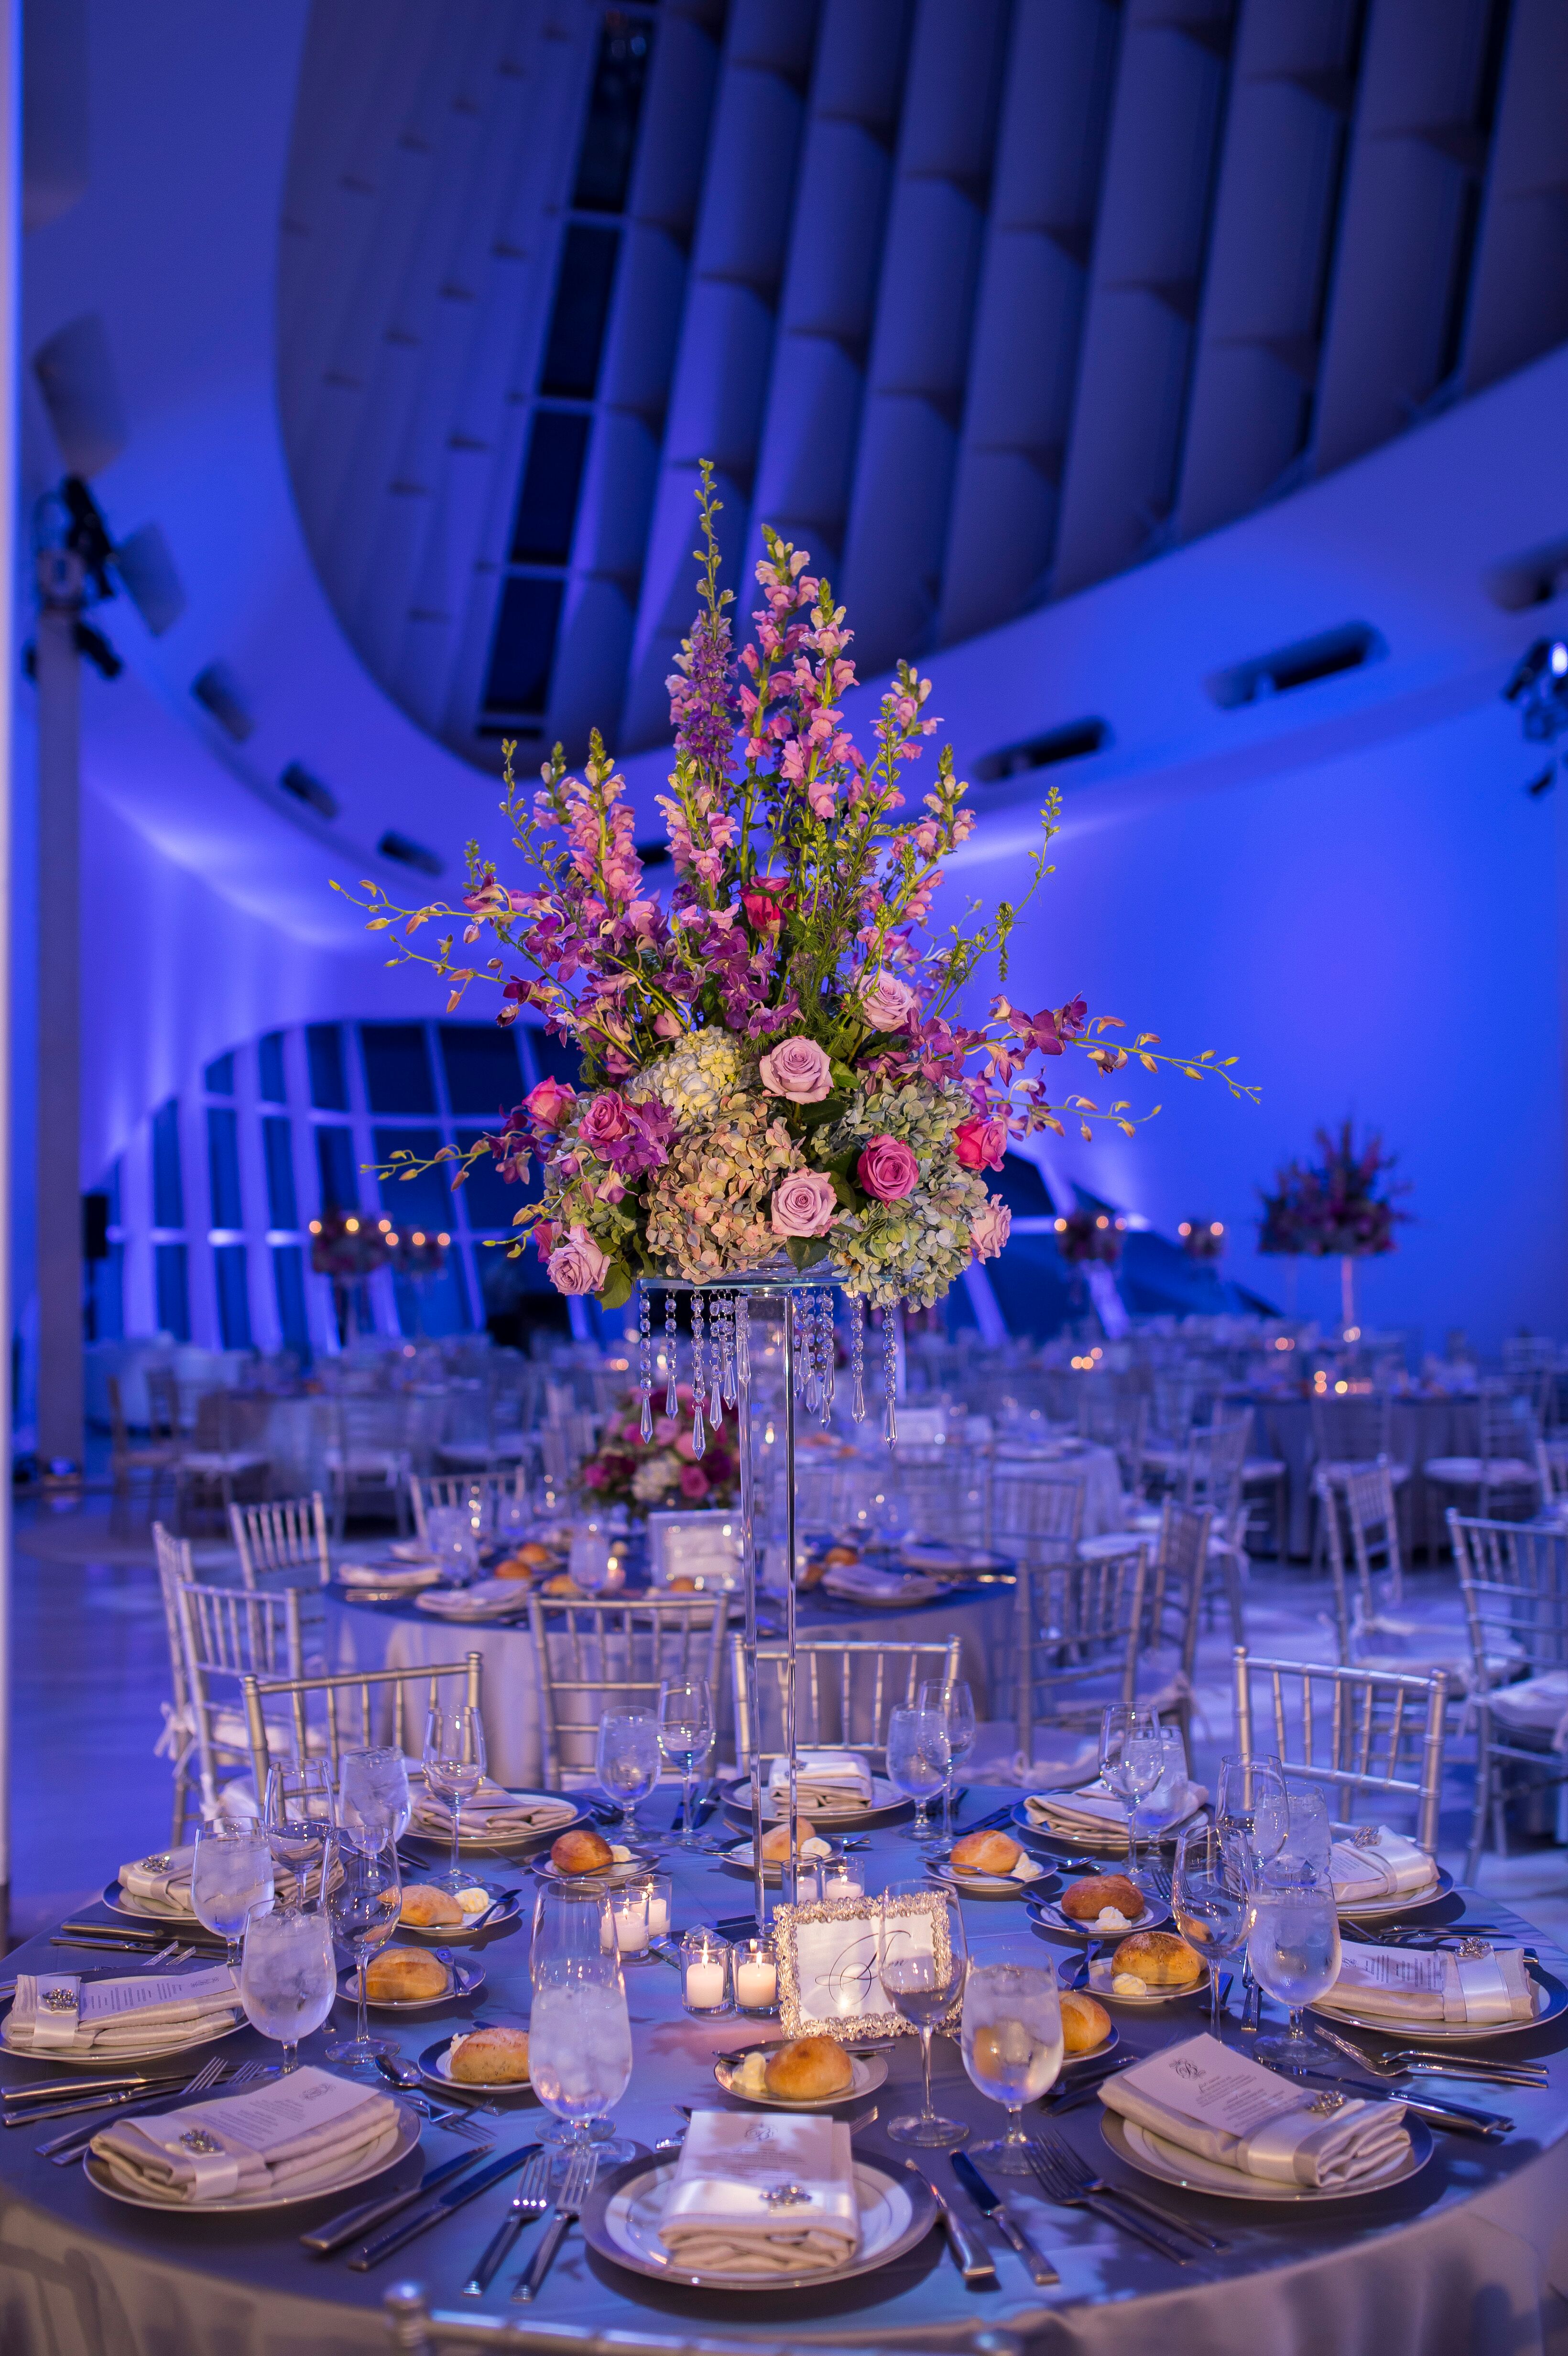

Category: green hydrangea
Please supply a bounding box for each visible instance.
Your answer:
[631,1028,745,1123]
[810,1080,989,1307]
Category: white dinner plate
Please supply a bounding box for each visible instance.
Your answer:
[101,1880,200,1927]
[1102,2110,1434,2203]
[86,2101,420,2212]
[719,1775,910,1828]
[927,1859,1055,1902]
[342,1955,485,2012]
[1059,1951,1211,2007]
[1336,1868,1454,1922]
[712,2049,888,2110]
[404,1791,582,1854]
[1029,1895,1171,1940]
[580,2150,936,2290]
[1310,1955,1564,2040]
[532,1847,660,1890]
[895,1542,1014,1579]
[1012,1799,1203,1858]
[1061,2020,1120,2067]
[418,2032,535,2099]
[0,2010,245,2066]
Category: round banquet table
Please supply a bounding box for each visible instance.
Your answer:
[1236,1393,1486,1560]
[3,1789,1568,2356]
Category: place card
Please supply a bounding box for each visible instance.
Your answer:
[772,1888,957,2040]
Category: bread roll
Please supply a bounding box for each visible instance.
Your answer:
[365,1947,450,2002]
[1110,1930,1202,1988]
[760,1818,818,1862]
[1060,1874,1144,1925]
[551,1827,614,1875]
[1059,1990,1111,2053]
[950,1830,1022,1876]
[449,2026,530,2084]
[400,1883,465,1928]
[822,1545,860,1567]
[763,2036,854,2100]
[493,1556,534,1583]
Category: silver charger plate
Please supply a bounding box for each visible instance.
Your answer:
[0,2010,245,2066]
[1101,2109,1434,2203]
[895,1542,1015,1579]
[85,2100,420,2213]
[418,2033,536,2099]
[927,1860,1056,1902]
[580,2149,936,2290]
[396,1879,526,1944]
[1309,1955,1565,2041]
[712,2049,888,2109]
[341,1955,485,2012]
[1011,1798,1203,1858]
[1029,1894,1171,1940]
[717,1846,867,1889]
[404,1791,583,1854]
[719,1774,910,1828]
[1337,1867,1454,1922]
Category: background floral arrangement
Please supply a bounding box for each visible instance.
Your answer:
[580,1385,736,1513]
[1257,1122,1407,1257]
[308,1210,390,1283]
[1055,1208,1125,1269]
[346,466,1253,1310]
[1178,1218,1226,1261]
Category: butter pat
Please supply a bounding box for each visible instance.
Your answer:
[456,1888,492,1916]
[1112,1972,1147,1997]
[610,1845,633,1863]
[1094,1907,1131,1931]
[734,2051,770,2096]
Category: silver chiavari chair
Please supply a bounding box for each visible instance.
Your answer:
[1132,1500,1213,1765]
[240,1652,484,1807]
[991,1466,1086,1565]
[229,1492,331,1589]
[152,1521,218,1843]
[1015,1551,1148,1766]
[1449,1512,1568,1876]
[731,1634,962,1777]
[409,1467,529,1549]
[528,1595,730,1788]
[1425,1384,1543,1518]
[1232,1645,1447,1852]
[175,1571,311,1823]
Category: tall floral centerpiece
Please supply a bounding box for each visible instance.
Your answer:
[308,1210,390,1346]
[1178,1219,1225,1261]
[1257,1122,1406,1335]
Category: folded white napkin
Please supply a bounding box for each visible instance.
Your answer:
[414,1578,528,1621]
[769,1752,874,1812]
[657,2110,859,2275]
[1100,2031,1410,2188]
[408,1777,573,1839]
[5,1966,242,2056]
[118,1846,196,1911]
[821,1565,939,1605]
[1024,1777,1204,1847]
[1318,1940,1536,2025]
[1330,1827,1438,1905]
[337,1560,441,1590]
[90,2064,400,2204]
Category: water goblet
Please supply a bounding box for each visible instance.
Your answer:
[656,1677,715,1850]
[323,1842,402,2070]
[886,1706,950,1846]
[423,1702,487,1893]
[338,1745,412,1854]
[190,1821,274,1968]
[878,1881,969,2147]
[962,1962,1063,2174]
[595,1710,661,1839]
[1276,1787,1333,1884]
[426,1504,480,1585]
[916,1676,976,1845]
[1172,1820,1253,2038]
[1100,1703,1162,1883]
[240,1904,337,2075]
[263,1759,335,1902]
[1216,1754,1290,1876]
[529,1887,636,2169]
[1248,1867,1343,2064]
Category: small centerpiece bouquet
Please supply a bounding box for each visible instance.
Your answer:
[580,1385,737,1515]
[309,1209,391,1343]
[345,467,1252,1310]
[1257,1123,1406,1258]
[1054,1208,1125,1268]
[1178,1219,1225,1261]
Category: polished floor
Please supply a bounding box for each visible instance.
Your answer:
[8,1489,1568,1949]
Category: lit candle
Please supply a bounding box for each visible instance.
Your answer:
[735,1956,776,2008]
[647,1893,670,1938]
[612,1897,648,1953]
[685,1959,727,2008]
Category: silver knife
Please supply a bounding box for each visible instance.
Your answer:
[903,2159,997,2286]
[951,2151,1058,2285]
[1278,2065,1510,2139]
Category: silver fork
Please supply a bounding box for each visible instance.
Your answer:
[1031,2128,1227,2252]
[512,2144,597,2303]
[1307,2020,1546,2085]
[462,2148,551,2296]
[1025,2136,1196,2265]
[39,2052,246,2160]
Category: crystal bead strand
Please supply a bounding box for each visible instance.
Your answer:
[791,1291,807,1397]
[736,1289,751,1389]
[882,1309,899,1447]
[803,1287,822,1413]
[818,1289,836,1425]
[849,1293,867,1422]
[708,1293,726,1432]
[664,1291,679,1417]
[691,1290,708,1457]
[638,1285,654,1442]
[722,1293,739,1407]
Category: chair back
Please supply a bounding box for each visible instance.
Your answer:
[1536,1441,1568,1510]
[1152,1370,1210,1446]
[1232,1644,1446,1851]
[1181,1413,1252,1516]
[883,1450,988,1546]
[730,1634,962,1773]
[1309,1391,1392,1467]
[410,1467,529,1548]
[177,1570,306,1819]
[240,1653,484,1800]
[106,1374,131,1455]
[152,1522,196,1728]
[1449,1512,1568,1690]
[1478,1383,1540,1470]
[1317,1458,1405,1660]
[229,1493,330,1588]
[1144,1499,1213,1680]
[528,1595,729,1787]
[991,1467,1086,1564]
[1014,1550,1147,1762]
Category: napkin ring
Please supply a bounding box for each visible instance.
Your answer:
[139,1854,173,1871]
[1456,1936,1494,1959]
[762,2182,813,2207]
[179,2128,224,2154]
[1305,2090,1347,2116]
[1351,1827,1382,1850]
[39,1988,77,2014]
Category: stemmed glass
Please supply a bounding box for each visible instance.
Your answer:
[1100,1704,1162,1884]
[656,1678,715,1850]
[1247,1868,1343,2064]
[916,1677,976,1846]
[426,1504,480,1585]
[1172,1820,1253,2038]
[886,1706,950,1846]
[323,1841,402,2071]
[529,1886,637,2167]
[961,1963,1063,2174]
[338,1746,412,1855]
[1276,1787,1333,1885]
[596,1711,661,1840]
[264,1760,335,1901]
[240,1906,337,2075]
[1216,1754,1289,1876]
[424,1702,487,1892]
[190,1821,274,1968]
[878,1881,969,2147]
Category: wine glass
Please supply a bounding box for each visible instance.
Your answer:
[1172,1820,1253,2038]
[240,1905,336,2075]
[189,1821,274,1968]
[338,1746,412,1854]
[885,1706,950,1846]
[877,1881,969,2146]
[424,1702,487,1892]
[1247,1867,1343,2063]
[656,1677,715,1850]
[596,1711,661,1839]
[323,1842,402,2071]
[961,1962,1063,2174]
[529,1887,636,2168]
[916,1677,976,1846]
[263,1759,335,1902]
[1277,1787,1333,1885]
[426,1504,480,1585]
[1216,1754,1290,1876]
[1099,1704,1161,1882]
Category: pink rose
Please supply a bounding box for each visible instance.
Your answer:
[679,1463,710,1500]
[954,1114,1007,1172]
[759,1036,832,1104]
[856,1134,919,1202]
[578,1091,632,1153]
[675,1431,697,1462]
[770,1170,838,1239]
[858,969,919,1032]
[654,1416,679,1446]
[971,1199,1011,1261]
[546,1224,610,1296]
[525,1078,576,1131]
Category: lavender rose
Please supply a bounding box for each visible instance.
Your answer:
[770,1170,838,1239]
[858,969,919,1032]
[971,1199,1011,1261]
[856,1134,920,1203]
[578,1092,633,1153]
[758,1035,833,1104]
[547,1224,610,1296]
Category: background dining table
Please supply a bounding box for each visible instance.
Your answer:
[0,1784,1566,2356]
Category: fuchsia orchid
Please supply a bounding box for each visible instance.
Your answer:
[343,463,1255,1309]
